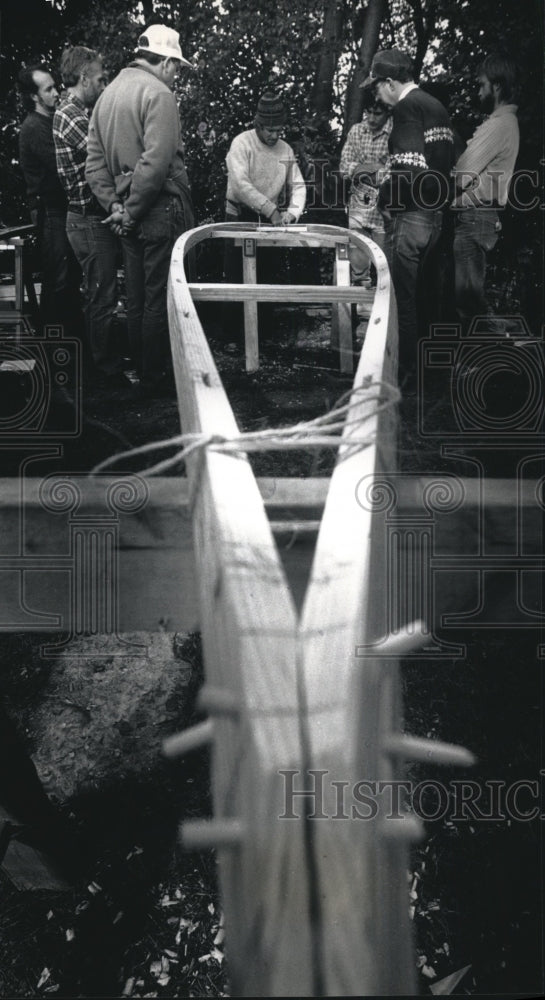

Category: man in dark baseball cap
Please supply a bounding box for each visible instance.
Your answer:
[365,48,414,85]
[361,48,455,385]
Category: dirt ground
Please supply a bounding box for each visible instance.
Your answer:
[1,301,543,996]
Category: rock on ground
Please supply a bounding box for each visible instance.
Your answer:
[29,632,199,802]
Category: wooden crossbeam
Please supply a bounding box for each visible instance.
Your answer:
[188,282,374,303]
[210,223,350,249]
[0,223,35,239]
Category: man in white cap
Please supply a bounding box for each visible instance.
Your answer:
[86,25,195,397]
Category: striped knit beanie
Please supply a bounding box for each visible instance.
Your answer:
[255,91,287,128]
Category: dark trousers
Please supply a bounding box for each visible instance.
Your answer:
[66,211,121,375]
[121,193,190,387]
[384,209,443,373]
[453,206,500,326]
[38,205,82,334]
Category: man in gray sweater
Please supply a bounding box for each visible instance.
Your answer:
[86,24,194,397]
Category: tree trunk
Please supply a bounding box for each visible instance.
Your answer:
[310,0,346,121]
[408,0,438,78]
[140,0,155,23]
[343,0,388,135]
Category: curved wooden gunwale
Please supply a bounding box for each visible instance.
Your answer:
[167,223,415,996]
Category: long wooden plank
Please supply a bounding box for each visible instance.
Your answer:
[329,242,353,372]
[168,224,314,996]
[294,232,413,995]
[241,239,259,371]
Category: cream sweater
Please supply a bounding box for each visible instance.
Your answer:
[225,129,306,220]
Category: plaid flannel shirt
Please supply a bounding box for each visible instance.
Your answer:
[339,117,392,230]
[53,93,98,212]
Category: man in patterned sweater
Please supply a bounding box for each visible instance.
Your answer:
[367,49,456,376]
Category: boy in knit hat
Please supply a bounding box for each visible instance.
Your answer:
[225,91,306,224]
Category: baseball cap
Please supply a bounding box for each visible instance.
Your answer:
[136,24,193,68]
[360,48,414,87]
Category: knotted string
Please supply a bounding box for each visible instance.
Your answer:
[91,380,400,478]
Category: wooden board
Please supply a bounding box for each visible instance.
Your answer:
[168,223,313,996]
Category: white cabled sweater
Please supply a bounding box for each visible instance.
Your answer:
[225,129,306,220]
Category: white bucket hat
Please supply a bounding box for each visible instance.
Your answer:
[136,24,193,68]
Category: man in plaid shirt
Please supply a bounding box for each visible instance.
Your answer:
[340,86,391,288]
[53,46,125,383]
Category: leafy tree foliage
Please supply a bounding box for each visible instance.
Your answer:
[1,0,542,321]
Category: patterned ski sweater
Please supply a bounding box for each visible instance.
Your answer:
[378,87,455,213]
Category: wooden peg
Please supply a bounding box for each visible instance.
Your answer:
[163,719,214,758]
[269,520,321,534]
[180,819,244,851]
[382,734,476,767]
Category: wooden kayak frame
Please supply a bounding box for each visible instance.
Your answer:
[165,222,473,996]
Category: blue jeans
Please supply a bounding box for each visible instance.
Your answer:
[121,193,188,386]
[384,209,443,371]
[453,207,500,325]
[347,219,385,283]
[38,206,81,333]
[66,212,121,375]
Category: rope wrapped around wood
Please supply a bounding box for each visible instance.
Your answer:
[90,380,400,478]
